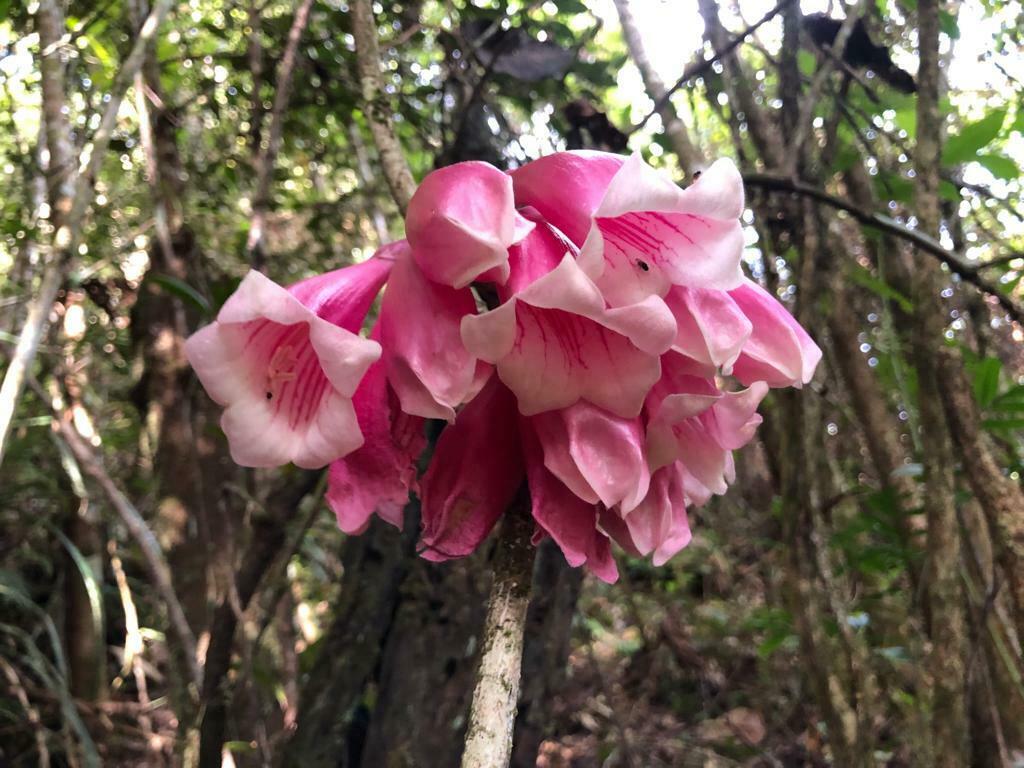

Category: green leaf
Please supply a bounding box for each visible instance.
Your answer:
[848,263,914,313]
[939,10,959,39]
[875,171,915,203]
[148,273,212,316]
[990,385,1024,412]
[972,357,1002,407]
[86,35,115,67]
[939,180,960,202]
[52,528,105,672]
[0,624,100,768]
[0,583,67,678]
[975,153,1020,180]
[895,107,916,138]
[943,109,1007,165]
[798,50,817,77]
[554,0,589,12]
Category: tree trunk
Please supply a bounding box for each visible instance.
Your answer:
[286,513,580,767]
[913,3,970,764]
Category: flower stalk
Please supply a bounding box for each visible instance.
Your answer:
[461,498,536,768]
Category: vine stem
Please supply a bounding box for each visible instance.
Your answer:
[461,501,536,768]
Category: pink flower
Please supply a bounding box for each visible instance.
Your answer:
[530,401,649,514]
[378,241,489,421]
[188,151,824,584]
[418,376,524,561]
[664,285,752,376]
[406,161,534,288]
[326,328,426,535]
[523,425,619,584]
[600,463,692,567]
[644,353,768,496]
[185,257,389,468]
[513,152,746,307]
[461,221,676,418]
[729,278,822,388]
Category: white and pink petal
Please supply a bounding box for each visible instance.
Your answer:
[730,278,823,388]
[406,161,531,288]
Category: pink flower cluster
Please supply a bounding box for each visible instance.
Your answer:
[186,152,821,582]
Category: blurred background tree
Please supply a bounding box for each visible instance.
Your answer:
[0,0,1022,765]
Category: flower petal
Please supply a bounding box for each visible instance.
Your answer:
[522,421,618,583]
[287,251,394,331]
[406,161,529,288]
[419,377,524,561]
[380,245,483,420]
[326,350,426,534]
[644,359,766,493]
[621,463,691,563]
[531,401,652,513]
[510,150,625,245]
[462,254,675,418]
[665,285,752,373]
[579,155,746,305]
[730,278,823,387]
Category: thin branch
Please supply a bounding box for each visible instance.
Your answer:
[785,0,872,174]
[245,0,316,270]
[628,0,795,136]
[351,0,416,213]
[742,172,1024,324]
[0,0,175,468]
[976,251,1024,270]
[51,410,202,690]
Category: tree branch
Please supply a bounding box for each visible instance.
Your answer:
[784,0,872,174]
[742,172,1024,324]
[351,0,416,214]
[614,0,703,173]
[460,499,535,768]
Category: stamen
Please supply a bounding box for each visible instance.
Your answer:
[265,343,300,401]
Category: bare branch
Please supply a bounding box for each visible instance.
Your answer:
[351,0,417,213]
[742,172,1024,324]
[460,500,535,768]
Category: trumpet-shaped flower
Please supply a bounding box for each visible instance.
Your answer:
[729,278,823,388]
[530,401,649,514]
[522,422,618,583]
[418,376,525,561]
[461,225,676,418]
[187,149,824,585]
[185,258,389,468]
[644,353,768,494]
[513,152,746,307]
